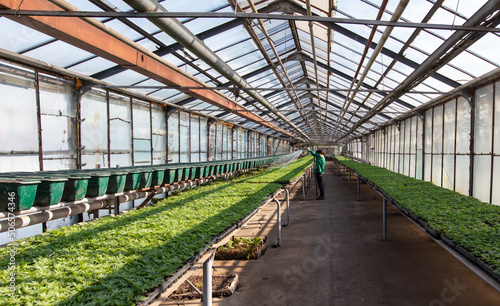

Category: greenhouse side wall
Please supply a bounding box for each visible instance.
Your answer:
[346,79,500,206]
[0,58,293,244]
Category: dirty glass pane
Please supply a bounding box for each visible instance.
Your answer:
[492,157,500,205]
[433,105,443,154]
[200,117,208,162]
[81,90,108,167]
[455,155,470,196]
[152,105,167,164]
[496,82,500,154]
[473,155,491,203]
[208,122,215,160]
[0,67,38,153]
[443,100,456,154]
[456,97,471,154]
[190,116,200,162]
[168,112,179,163]
[442,155,455,191]
[474,84,493,154]
[109,94,132,152]
[133,101,151,165]
[179,112,190,162]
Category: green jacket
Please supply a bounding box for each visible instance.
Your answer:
[309,150,325,174]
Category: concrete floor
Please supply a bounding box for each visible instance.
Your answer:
[156,161,500,306]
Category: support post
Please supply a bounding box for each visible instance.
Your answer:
[309,168,312,188]
[284,188,290,226]
[357,175,360,201]
[114,197,120,216]
[301,175,306,200]
[383,198,387,241]
[202,252,215,306]
[273,198,282,246]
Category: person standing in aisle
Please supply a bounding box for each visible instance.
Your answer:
[307,147,325,200]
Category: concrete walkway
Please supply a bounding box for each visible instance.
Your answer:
[156,161,500,306]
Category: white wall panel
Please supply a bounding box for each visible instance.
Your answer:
[474,84,493,154]
[455,155,470,195]
[443,101,456,154]
[152,105,167,164]
[473,155,491,202]
[432,155,442,186]
[168,112,179,163]
[81,90,108,167]
[179,112,189,162]
[433,105,443,154]
[492,157,500,205]
[456,97,470,154]
[442,155,454,190]
[495,82,500,154]
[0,71,38,154]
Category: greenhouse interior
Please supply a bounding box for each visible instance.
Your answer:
[1,0,500,305]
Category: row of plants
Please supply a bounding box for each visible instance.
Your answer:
[335,156,500,276]
[0,180,281,305]
[237,155,314,184]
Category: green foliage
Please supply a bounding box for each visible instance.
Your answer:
[335,156,500,275]
[0,181,281,305]
[238,156,313,184]
[217,236,264,260]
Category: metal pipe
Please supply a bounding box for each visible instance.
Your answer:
[306,0,326,124]
[273,198,282,247]
[202,252,215,306]
[0,199,112,232]
[3,10,500,33]
[124,0,310,141]
[284,188,290,226]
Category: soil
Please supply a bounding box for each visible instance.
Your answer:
[169,274,237,300]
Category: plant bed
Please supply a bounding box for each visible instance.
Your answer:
[169,274,239,300]
[215,236,268,260]
[335,156,500,280]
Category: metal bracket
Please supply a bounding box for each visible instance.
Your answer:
[208,118,217,126]
[416,109,425,121]
[165,106,178,118]
[461,88,473,107]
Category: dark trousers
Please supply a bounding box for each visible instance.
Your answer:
[315,173,325,197]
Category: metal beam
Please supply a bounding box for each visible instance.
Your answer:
[0,0,296,139]
[3,10,500,33]
[98,85,453,95]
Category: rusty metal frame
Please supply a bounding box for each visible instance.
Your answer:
[34,68,44,171]
[130,97,135,166]
[106,90,111,167]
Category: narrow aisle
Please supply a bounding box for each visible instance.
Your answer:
[190,161,500,305]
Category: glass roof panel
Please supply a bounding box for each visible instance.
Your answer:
[68,57,118,76]
[22,41,94,68]
[0,19,55,53]
[0,0,498,142]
